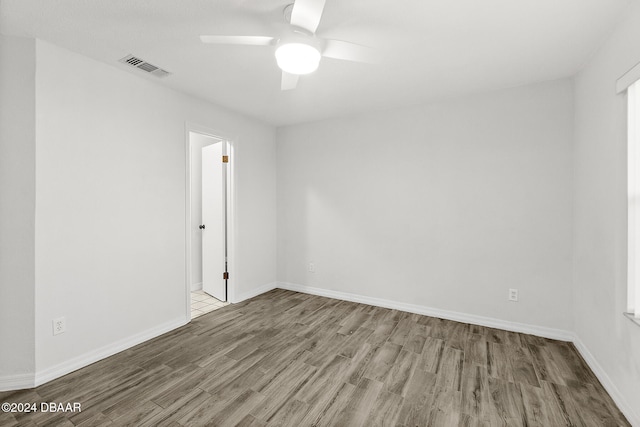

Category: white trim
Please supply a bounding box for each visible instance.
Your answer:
[2,281,636,424]
[572,336,640,426]
[33,317,187,388]
[277,282,574,341]
[185,126,194,321]
[232,282,278,304]
[616,60,640,94]
[277,282,638,424]
[1,279,272,391]
[184,123,237,318]
[629,82,640,318]
[225,140,236,304]
[190,281,203,292]
[0,372,35,392]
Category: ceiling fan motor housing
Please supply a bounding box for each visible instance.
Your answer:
[277,26,320,50]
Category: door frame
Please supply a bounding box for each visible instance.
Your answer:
[184,123,236,321]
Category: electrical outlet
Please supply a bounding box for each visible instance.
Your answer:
[308,262,315,273]
[508,289,518,302]
[53,317,66,335]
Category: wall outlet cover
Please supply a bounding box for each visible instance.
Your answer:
[53,316,66,335]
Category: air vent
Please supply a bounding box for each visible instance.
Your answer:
[119,54,171,78]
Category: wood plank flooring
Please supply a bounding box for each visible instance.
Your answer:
[0,289,630,426]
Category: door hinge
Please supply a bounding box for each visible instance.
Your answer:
[222,155,229,163]
[223,272,229,280]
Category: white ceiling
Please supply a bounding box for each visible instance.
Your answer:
[1,0,633,126]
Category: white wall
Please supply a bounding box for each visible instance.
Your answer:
[573,0,640,422]
[277,79,574,331]
[33,40,276,376]
[0,36,36,383]
[233,116,278,301]
[189,132,222,290]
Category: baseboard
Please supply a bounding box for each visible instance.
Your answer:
[191,281,203,292]
[0,372,35,392]
[572,336,640,426]
[277,282,574,342]
[232,281,277,304]
[4,281,636,425]
[1,284,280,391]
[277,282,638,425]
[33,316,188,388]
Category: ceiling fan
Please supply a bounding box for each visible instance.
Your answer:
[200,0,376,90]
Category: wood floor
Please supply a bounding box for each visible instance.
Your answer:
[0,289,630,426]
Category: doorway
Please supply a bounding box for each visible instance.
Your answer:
[185,126,234,320]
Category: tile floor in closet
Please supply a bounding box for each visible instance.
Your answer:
[191,290,229,318]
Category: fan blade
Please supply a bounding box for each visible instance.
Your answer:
[200,35,275,46]
[322,39,377,64]
[290,0,326,34]
[281,72,299,90]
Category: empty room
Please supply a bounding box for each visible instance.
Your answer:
[1,0,640,426]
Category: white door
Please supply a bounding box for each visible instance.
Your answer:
[201,142,226,301]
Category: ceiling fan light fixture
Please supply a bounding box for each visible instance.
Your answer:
[275,42,321,75]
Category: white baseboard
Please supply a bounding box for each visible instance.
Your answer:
[277,282,574,341]
[0,372,35,392]
[277,281,639,425]
[3,281,637,426]
[191,281,203,292]
[33,317,187,388]
[231,281,277,304]
[572,337,640,426]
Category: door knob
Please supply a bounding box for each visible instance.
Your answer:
[199,224,205,229]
